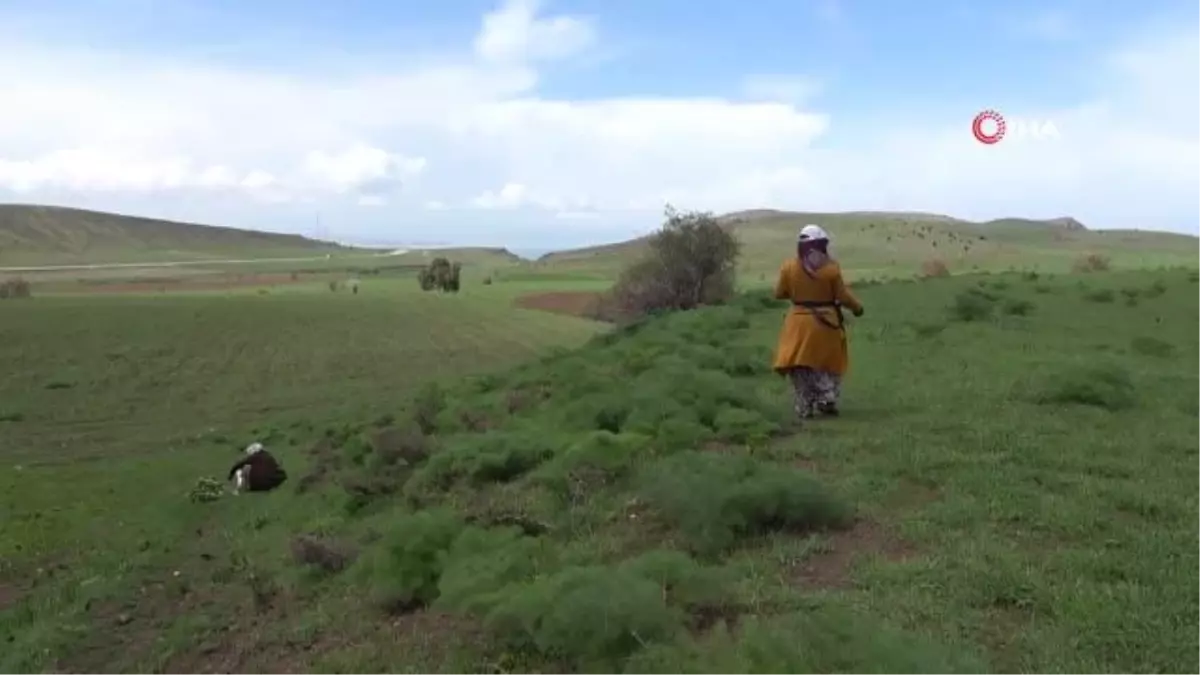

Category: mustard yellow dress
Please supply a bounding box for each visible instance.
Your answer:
[771,257,863,375]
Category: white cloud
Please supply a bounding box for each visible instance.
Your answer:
[474,0,596,64]
[0,0,1195,244]
[303,145,426,197]
[472,182,535,209]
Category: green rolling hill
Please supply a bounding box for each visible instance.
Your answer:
[0,204,530,272]
[0,204,361,266]
[536,210,1199,281]
[3,203,1194,281]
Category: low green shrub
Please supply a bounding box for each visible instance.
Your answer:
[481,550,729,671]
[625,608,987,674]
[637,451,851,556]
[711,406,775,445]
[436,525,552,616]
[1083,288,1115,303]
[1001,298,1034,316]
[949,289,995,322]
[411,382,447,434]
[1143,279,1168,298]
[1130,336,1175,359]
[485,564,683,670]
[355,509,464,613]
[531,431,651,505]
[406,429,563,496]
[1032,363,1136,411]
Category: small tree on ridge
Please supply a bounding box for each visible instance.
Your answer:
[608,206,740,319]
[417,257,462,293]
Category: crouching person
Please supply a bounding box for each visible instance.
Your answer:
[228,442,288,494]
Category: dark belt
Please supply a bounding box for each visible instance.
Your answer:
[792,300,845,331]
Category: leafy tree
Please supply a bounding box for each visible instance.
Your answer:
[417,258,462,293]
[608,206,740,319]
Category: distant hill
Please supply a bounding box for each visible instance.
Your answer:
[0,204,354,266]
[537,210,1198,280]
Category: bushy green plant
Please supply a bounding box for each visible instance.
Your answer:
[616,549,731,614]
[1001,298,1034,316]
[485,564,682,670]
[355,509,464,613]
[557,392,633,433]
[637,451,851,556]
[711,406,775,445]
[531,431,650,505]
[482,550,727,670]
[717,343,767,377]
[411,382,447,434]
[436,526,551,615]
[622,393,692,435]
[625,608,987,674]
[948,289,995,322]
[654,417,715,454]
[1143,279,1168,298]
[1032,363,1136,411]
[1130,336,1175,358]
[340,434,373,466]
[406,429,562,496]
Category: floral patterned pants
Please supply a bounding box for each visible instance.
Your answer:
[786,366,842,418]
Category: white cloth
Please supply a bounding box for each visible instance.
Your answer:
[798,224,831,242]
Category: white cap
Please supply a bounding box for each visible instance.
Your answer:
[245,442,264,455]
[798,224,830,242]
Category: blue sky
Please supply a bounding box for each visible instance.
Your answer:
[0,0,1196,249]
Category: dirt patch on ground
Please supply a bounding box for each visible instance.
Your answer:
[883,477,942,510]
[513,291,606,320]
[53,517,281,673]
[792,457,821,473]
[790,519,918,590]
[167,604,483,674]
[54,577,205,673]
[0,582,23,612]
[68,273,315,295]
[293,437,341,495]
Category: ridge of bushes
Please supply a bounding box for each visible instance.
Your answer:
[296,253,1189,671]
[292,284,986,672]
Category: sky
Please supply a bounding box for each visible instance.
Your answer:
[0,0,1197,250]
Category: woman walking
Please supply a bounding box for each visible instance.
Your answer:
[772,225,864,420]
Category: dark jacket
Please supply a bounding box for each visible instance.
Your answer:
[228,450,288,492]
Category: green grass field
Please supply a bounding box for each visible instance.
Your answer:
[0,279,605,672]
[2,262,1196,672]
